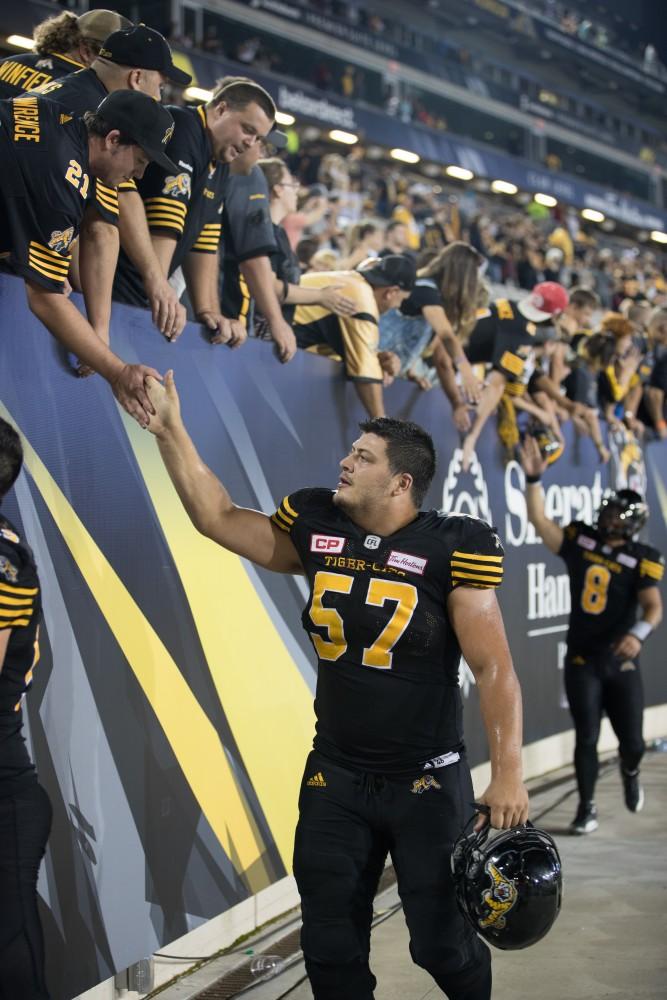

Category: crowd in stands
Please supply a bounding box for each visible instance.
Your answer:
[1,7,666,472]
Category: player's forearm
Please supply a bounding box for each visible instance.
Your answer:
[354,381,385,418]
[154,421,235,536]
[118,191,169,283]
[525,483,563,553]
[241,256,284,325]
[78,211,118,340]
[25,282,124,382]
[476,658,524,780]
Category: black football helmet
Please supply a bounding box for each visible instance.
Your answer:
[596,489,648,540]
[530,424,564,465]
[451,818,562,950]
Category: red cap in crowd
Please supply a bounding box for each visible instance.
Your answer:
[519,282,569,323]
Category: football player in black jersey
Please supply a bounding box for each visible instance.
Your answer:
[520,435,663,835]
[0,418,50,998]
[145,372,528,1000]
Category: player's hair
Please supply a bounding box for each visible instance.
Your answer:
[359,417,436,508]
[33,11,85,57]
[82,111,136,145]
[258,157,289,195]
[209,75,276,122]
[418,241,482,336]
[0,418,23,502]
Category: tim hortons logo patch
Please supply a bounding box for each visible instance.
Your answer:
[386,550,427,575]
[310,534,345,554]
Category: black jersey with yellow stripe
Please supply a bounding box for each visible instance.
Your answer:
[559,520,664,657]
[271,488,504,772]
[0,516,42,795]
[0,94,88,291]
[0,49,84,100]
[113,104,228,306]
[30,68,120,224]
[467,298,538,383]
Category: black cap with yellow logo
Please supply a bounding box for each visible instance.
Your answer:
[95,91,179,172]
[97,25,192,86]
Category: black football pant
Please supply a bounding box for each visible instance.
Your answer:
[565,651,644,804]
[0,781,52,1000]
[293,750,491,1000]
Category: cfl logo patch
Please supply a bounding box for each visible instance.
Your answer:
[310,534,346,554]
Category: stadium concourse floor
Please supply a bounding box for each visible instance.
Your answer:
[242,748,667,1000]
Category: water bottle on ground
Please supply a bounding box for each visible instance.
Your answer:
[249,954,286,980]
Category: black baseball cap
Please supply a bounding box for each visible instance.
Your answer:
[98,25,192,86]
[95,91,179,173]
[357,254,416,291]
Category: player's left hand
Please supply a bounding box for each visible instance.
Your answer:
[476,774,529,831]
[612,633,642,659]
[146,276,186,342]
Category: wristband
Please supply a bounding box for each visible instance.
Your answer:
[525,474,542,484]
[628,620,653,643]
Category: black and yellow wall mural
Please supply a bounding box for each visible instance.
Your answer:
[0,275,665,998]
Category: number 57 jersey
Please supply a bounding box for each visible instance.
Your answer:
[272,488,504,774]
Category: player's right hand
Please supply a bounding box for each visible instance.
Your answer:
[110,364,163,429]
[272,319,297,363]
[145,370,181,436]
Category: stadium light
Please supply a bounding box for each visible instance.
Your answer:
[183,86,213,102]
[491,180,518,195]
[650,230,667,244]
[275,111,295,126]
[534,192,557,207]
[329,129,358,144]
[446,165,474,181]
[581,209,605,223]
[6,34,35,50]
[390,148,420,164]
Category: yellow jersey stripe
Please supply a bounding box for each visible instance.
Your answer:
[145,217,184,233]
[282,496,299,519]
[28,253,69,278]
[0,618,31,627]
[0,594,34,606]
[0,606,33,618]
[28,259,67,282]
[452,571,503,584]
[0,581,38,596]
[271,512,291,532]
[29,240,71,262]
[144,197,187,214]
[452,551,502,562]
[28,249,70,271]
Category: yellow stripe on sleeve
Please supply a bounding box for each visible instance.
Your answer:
[0,582,38,596]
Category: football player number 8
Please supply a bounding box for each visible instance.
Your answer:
[309,571,418,669]
[580,565,610,615]
[65,159,90,199]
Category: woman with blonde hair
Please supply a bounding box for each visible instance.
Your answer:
[378,241,483,430]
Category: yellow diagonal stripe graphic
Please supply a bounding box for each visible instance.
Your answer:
[0,404,266,885]
[123,415,315,869]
